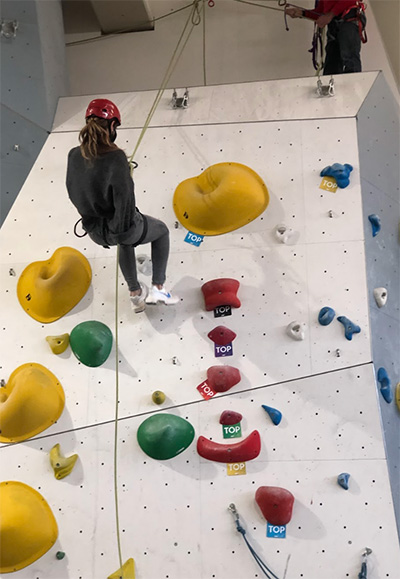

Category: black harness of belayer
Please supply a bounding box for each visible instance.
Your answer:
[284,1,367,44]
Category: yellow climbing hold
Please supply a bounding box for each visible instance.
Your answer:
[17,246,92,323]
[0,481,58,573]
[173,162,269,236]
[50,443,78,480]
[0,363,65,443]
[152,390,166,405]
[396,382,400,412]
[46,333,70,355]
[108,558,135,579]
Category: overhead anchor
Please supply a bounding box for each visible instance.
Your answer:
[172,88,189,109]
[317,76,335,97]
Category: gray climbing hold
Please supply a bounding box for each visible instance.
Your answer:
[337,316,361,340]
[318,306,335,326]
[368,214,381,237]
[337,472,350,490]
[377,367,392,404]
[274,224,299,245]
[262,404,282,426]
[286,321,305,341]
[136,254,152,275]
[373,288,387,308]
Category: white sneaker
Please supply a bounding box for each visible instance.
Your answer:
[145,285,179,305]
[130,282,148,313]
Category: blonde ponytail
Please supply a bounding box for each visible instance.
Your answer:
[79,117,118,160]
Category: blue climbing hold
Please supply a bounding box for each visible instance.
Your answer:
[337,472,350,490]
[318,306,335,326]
[262,405,282,426]
[320,163,353,188]
[377,367,393,403]
[337,316,361,340]
[368,214,381,237]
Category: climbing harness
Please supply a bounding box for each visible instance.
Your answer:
[358,547,372,579]
[341,1,368,43]
[228,503,281,579]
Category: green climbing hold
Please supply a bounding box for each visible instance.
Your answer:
[56,551,65,560]
[137,414,195,460]
[69,321,113,367]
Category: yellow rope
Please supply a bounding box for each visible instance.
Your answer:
[128,0,202,168]
[113,244,124,575]
[203,0,207,86]
[112,4,202,577]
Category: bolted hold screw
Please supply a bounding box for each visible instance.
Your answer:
[174,221,179,229]
[328,210,333,218]
[335,348,341,357]
[13,144,20,152]
[1,20,19,39]
[9,268,16,276]
[172,356,179,365]
[0,379,6,387]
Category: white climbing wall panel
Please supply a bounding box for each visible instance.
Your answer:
[0,73,399,579]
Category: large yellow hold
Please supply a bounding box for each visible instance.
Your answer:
[173,162,269,235]
[0,481,58,573]
[0,363,65,443]
[17,246,92,323]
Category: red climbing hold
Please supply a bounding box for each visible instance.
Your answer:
[219,410,243,425]
[255,486,295,525]
[207,326,237,346]
[201,278,241,311]
[207,366,241,393]
[197,430,261,463]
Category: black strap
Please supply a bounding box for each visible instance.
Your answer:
[132,213,148,247]
[73,218,87,238]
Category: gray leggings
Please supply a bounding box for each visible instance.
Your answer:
[119,215,170,291]
[88,214,170,292]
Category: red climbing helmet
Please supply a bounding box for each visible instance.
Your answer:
[85,98,121,125]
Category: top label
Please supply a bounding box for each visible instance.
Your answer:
[319,176,338,192]
[214,305,232,318]
[184,231,204,246]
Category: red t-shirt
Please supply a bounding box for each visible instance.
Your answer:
[304,0,357,21]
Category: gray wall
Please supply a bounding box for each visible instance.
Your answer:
[357,72,400,535]
[0,0,69,225]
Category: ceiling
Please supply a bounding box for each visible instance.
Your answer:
[61,0,154,35]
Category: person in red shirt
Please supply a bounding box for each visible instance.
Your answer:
[286,1,366,75]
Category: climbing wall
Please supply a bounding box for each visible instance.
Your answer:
[0,72,399,579]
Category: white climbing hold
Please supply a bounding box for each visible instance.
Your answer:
[373,287,387,308]
[286,321,305,341]
[274,224,299,245]
[136,254,152,275]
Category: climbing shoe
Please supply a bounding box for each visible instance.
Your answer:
[145,285,179,305]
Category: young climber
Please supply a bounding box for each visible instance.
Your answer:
[285,0,367,75]
[66,98,179,313]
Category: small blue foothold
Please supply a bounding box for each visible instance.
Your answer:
[368,214,381,237]
[262,404,282,426]
[318,306,336,326]
[337,316,361,340]
[337,472,350,490]
[377,367,393,403]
